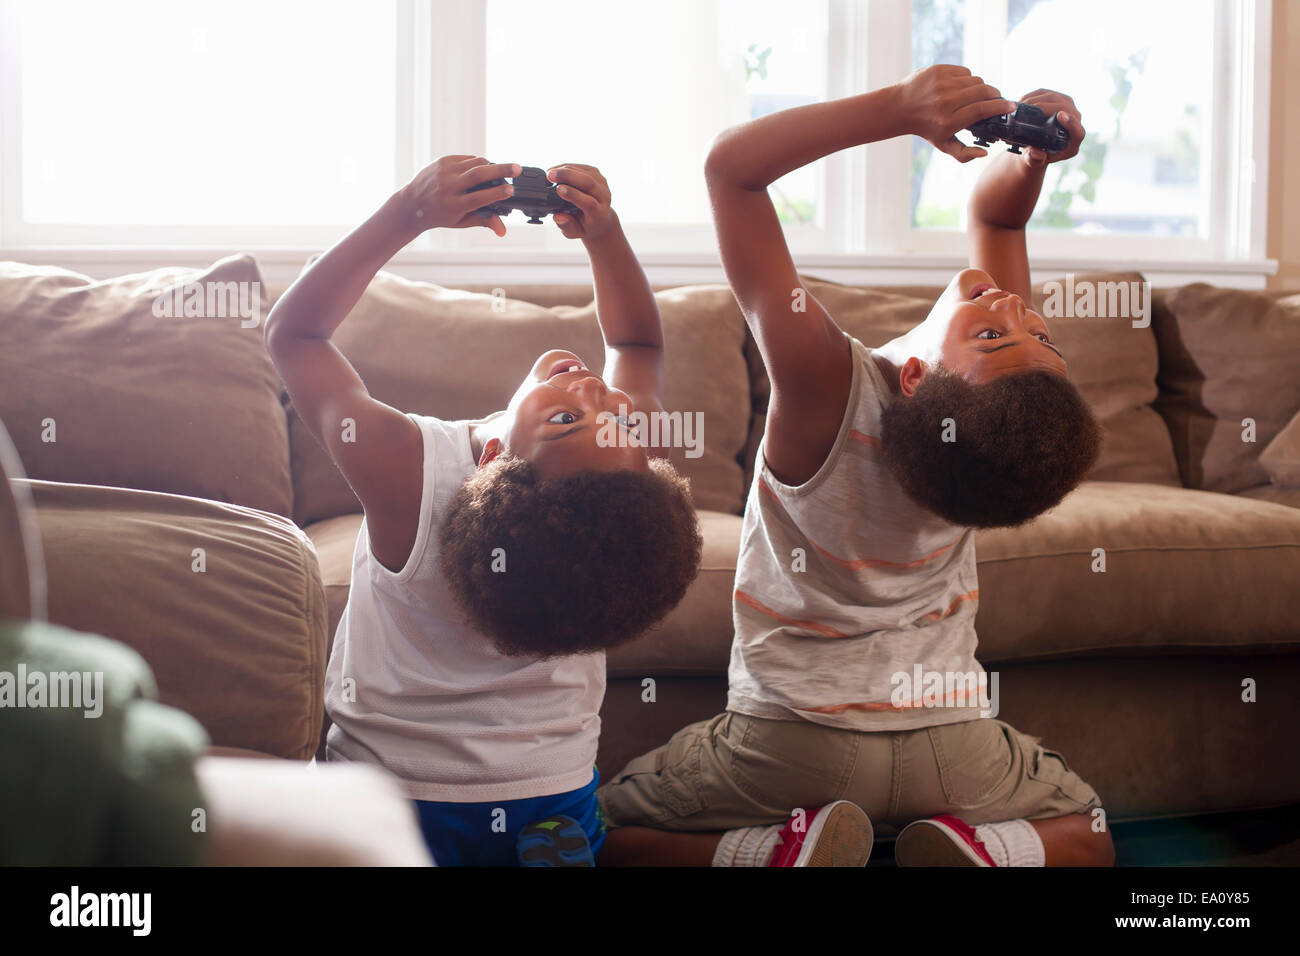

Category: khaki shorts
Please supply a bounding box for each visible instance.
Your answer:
[598,711,1100,831]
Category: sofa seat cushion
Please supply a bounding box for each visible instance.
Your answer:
[25,479,328,759]
[606,509,741,677]
[0,256,292,516]
[607,483,1300,677]
[974,481,1300,662]
[304,509,743,678]
[608,483,1300,674]
[289,275,753,525]
[1237,484,1300,509]
[311,484,1300,680]
[303,511,366,652]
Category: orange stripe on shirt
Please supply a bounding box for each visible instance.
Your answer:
[922,589,980,623]
[758,478,782,505]
[804,688,986,715]
[848,429,882,449]
[759,477,963,572]
[734,588,849,639]
[808,535,963,572]
[803,700,904,714]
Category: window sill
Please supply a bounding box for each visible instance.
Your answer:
[0,246,1280,291]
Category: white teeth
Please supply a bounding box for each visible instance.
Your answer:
[549,360,586,379]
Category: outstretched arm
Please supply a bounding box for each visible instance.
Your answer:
[706,66,1013,485]
[264,156,516,570]
[968,90,1085,302]
[546,163,666,413]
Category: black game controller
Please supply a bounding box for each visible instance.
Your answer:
[469,165,580,224]
[967,102,1070,154]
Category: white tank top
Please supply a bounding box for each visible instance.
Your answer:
[324,414,604,802]
[728,337,986,731]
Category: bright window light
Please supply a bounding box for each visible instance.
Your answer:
[16,0,397,226]
[911,0,1215,237]
[484,0,828,228]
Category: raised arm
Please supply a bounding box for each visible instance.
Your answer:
[968,90,1085,302]
[264,156,516,571]
[705,66,1013,485]
[546,164,666,412]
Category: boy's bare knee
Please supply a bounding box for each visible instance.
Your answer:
[1030,812,1115,866]
[1069,812,1115,866]
[1090,824,1116,867]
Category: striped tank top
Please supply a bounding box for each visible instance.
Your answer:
[728,335,986,731]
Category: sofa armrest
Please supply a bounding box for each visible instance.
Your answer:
[23,479,328,759]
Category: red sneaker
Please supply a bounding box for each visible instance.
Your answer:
[766,801,873,867]
[895,814,997,867]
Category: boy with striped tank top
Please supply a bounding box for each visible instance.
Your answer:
[597,66,1114,867]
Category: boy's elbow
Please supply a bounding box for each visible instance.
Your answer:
[706,126,764,192]
[704,129,738,185]
[262,308,291,354]
[262,299,303,348]
[261,310,281,350]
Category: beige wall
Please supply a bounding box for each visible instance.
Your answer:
[1269,0,1300,291]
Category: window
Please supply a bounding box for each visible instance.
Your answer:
[469,0,836,253]
[485,0,828,231]
[0,0,1273,280]
[3,0,399,245]
[910,0,1214,239]
[889,0,1270,265]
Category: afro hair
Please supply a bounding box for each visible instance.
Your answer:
[879,368,1101,528]
[439,455,703,658]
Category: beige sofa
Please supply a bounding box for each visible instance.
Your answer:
[2,254,1298,854]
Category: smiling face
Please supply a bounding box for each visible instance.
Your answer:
[497,349,650,478]
[927,268,1067,384]
[875,268,1100,527]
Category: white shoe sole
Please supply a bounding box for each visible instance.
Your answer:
[792,800,874,867]
[895,818,992,867]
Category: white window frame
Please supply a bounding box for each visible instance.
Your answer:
[0,0,419,249]
[418,0,853,261]
[0,0,1276,288]
[870,0,1273,268]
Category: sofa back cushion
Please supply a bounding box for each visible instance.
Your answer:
[0,256,292,516]
[289,273,752,525]
[1026,273,1181,486]
[740,273,1182,488]
[1152,285,1300,493]
[1259,408,1300,487]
